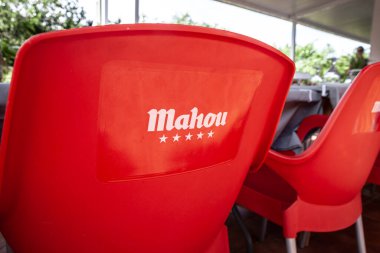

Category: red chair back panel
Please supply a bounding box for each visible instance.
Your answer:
[98,61,261,180]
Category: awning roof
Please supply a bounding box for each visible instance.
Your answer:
[214,0,374,43]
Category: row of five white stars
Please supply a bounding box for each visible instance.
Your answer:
[159,130,214,143]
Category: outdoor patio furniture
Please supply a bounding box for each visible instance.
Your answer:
[274,83,350,153]
[0,83,9,141]
[368,155,380,185]
[236,63,380,253]
[273,87,322,153]
[0,24,294,253]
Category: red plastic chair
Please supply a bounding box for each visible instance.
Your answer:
[296,114,329,144]
[237,63,380,253]
[297,115,380,188]
[368,155,380,185]
[0,24,294,253]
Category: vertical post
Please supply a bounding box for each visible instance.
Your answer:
[98,0,108,25]
[370,0,380,63]
[135,0,140,23]
[97,0,102,25]
[104,0,108,24]
[291,21,297,62]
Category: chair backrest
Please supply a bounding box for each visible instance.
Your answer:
[0,24,294,253]
[279,63,380,205]
[368,153,380,184]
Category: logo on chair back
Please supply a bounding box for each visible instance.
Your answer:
[372,101,380,113]
[372,101,380,132]
[147,107,228,143]
[147,107,227,131]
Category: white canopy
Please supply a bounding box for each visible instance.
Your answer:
[215,0,373,43]
[101,0,379,62]
[213,0,380,62]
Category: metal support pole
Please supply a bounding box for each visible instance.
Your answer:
[135,0,140,23]
[291,21,297,61]
[104,0,108,24]
[369,0,380,63]
[98,0,102,25]
[98,0,108,25]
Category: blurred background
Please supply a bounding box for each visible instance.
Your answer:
[1,0,378,84]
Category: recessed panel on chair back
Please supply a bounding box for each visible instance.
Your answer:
[97,61,260,181]
[0,25,294,253]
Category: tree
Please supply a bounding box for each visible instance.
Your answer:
[279,43,352,82]
[168,13,352,82]
[0,0,87,68]
[171,13,219,28]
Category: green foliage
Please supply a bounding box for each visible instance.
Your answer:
[0,0,87,68]
[279,43,352,82]
[170,13,352,83]
[335,55,351,80]
[2,67,12,82]
[172,13,219,28]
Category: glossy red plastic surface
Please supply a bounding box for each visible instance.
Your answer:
[295,113,380,188]
[0,24,294,252]
[238,63,380,238]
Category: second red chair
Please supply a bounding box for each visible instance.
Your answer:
[237,63,380,253]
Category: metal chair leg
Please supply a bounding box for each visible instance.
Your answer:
[0,232,7,253]
[285,238,297,253]
[355,215,366,253]
[370,184,377,196]
[5,245,13,253]
[298,231,311,248]
[259,217,268,241]
[232,205,253,253]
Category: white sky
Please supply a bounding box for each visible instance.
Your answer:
[78,0,370,57]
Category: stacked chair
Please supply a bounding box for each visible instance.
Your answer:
[237,63,380,253]
[0,24,294,253]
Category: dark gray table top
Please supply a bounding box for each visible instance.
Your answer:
[273,83,350,153]
[0,83,10,107]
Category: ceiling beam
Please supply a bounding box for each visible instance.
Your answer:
[214,0,289,20]
[291,0,356,19]
[215,0,357,20]
[213,0,370,43]
[298,18,369,43]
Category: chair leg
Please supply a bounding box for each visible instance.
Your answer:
[6,245,14,253]
[232,205,253,253]
[0,232,7,253]
[285,238,297,253]
[370,184,377,196]
[298,231,311,248]
[355,215,366,253]
[259,218,268,241]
